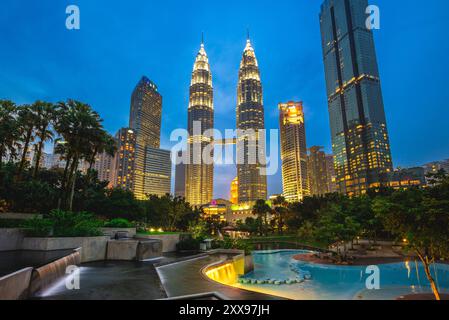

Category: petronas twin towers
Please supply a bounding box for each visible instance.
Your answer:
[185,41,214,206]
[185,36,267,207]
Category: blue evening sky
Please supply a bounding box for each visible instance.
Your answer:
[1,0,449,199]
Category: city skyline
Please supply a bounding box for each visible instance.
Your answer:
[1,1,449,199]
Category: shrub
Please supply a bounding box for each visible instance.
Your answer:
[0,218,25,228]
[22,217,54,237]
[22,210,103,237]
[104,218,134,228]
[176,237,201,251]
[213,238,254,255]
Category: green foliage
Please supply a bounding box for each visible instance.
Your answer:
[22,216,54,237]
[213,237,254,255]
[252,199,272,235]
[0,219,25,228]
[236,217,260,234]
[104,218,134,228]
[188,220,208,240]
[22,210,103,237]
[176,237,201,251]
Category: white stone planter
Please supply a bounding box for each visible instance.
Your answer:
[22,236,109,263]
[135,234,181,253]
[0,228,24,251]
[101,227,136,238]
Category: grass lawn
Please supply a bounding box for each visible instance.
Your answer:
[137,231,181,236]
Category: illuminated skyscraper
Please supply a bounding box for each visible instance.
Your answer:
[143,147,172,197]
[185,40,214,206]
[130,76,162,149]
[230,177,238,204]
[326,154,338,193]
[129,76,171,199]
[236,37,267,204]
[320,0,393,195]
[112,128,136,191]
[92,151,114,186]
[279,101,309,202]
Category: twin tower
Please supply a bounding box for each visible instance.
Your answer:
[185,37,267,206]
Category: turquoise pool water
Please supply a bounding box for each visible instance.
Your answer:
[237,250,449,300]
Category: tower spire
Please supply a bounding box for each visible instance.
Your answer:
[201,32,204,45]
[247,29,250,41]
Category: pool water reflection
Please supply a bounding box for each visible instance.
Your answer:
[235,250,449,300]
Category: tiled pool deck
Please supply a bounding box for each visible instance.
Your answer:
[156,253,286,300]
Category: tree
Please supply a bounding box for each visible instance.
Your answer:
[54,100,108,210]
[0,100,20,169]
[373,174,449,301]
[315,203,361,258]
[272,195,288,235]
[16,104,37,179]
[32,101,57,178]
[252,199,271,236]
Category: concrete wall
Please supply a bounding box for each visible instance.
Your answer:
[0,213,42,220]
[101,227,136,239]
[0,228,24,251]
[106,239,163,261]
[136,234,183,253]
[137,240,163,261]
[0,267,32,300]
[106,240,138,261]
[22,237,109,263]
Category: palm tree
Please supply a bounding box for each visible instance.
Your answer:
[32,101,57,178]
[54,100,107,210]
[252,199,271,236]
[0,100,19,169]
[16,104,37,179]
[273,195,288,235]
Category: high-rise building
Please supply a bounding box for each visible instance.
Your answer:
[92,152,114,185]
[129,76,166,200]
[279,101,309,202]
[129,76,162,149]
[308,146,329,196]
[143,147,172,197]
[185,40,214,206]
[230,177,238,204]
[112,128,136,191]
[320,0,393,196]
[325,154,338,193]
[174,150,186,198]
[236,37,267,204]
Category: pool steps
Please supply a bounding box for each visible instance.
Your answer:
[237,261,312,286]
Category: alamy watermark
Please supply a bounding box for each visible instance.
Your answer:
[170,122,279,176]
[65,265,80,290]
[366,5,380,30]
[66,5,80,30]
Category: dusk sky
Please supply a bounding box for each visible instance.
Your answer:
[1,0,449,199]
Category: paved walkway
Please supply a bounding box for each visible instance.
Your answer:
[156,253,286,300]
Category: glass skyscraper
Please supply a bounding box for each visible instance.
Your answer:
[320,0,393,195]
[236,37,267,204]
[129,76,170,200]
[111,127,136,191]
[185,41,214,206]
[279,101,309,202]
[308,146,330,196]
